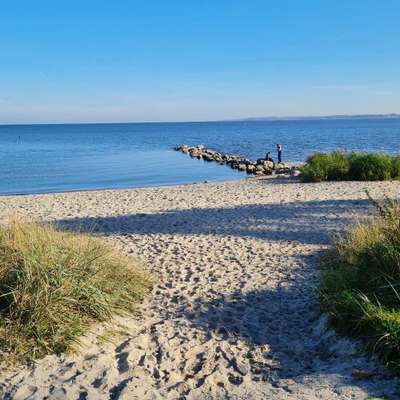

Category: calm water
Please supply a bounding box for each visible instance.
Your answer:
[1,119,400,195]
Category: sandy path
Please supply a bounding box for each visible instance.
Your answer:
[0,178,399,399]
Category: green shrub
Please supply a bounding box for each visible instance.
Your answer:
[300,153,329,182]
[0,219,152,364]
[300,151,349,182]
[326,151,350,180]
[300,151,400,182]
[391,156,400,179]
[348,153,393,181]
[320,196,400,372]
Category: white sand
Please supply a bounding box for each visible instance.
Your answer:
[0,177,399,400]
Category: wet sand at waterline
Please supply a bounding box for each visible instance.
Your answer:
[0,177,399,399]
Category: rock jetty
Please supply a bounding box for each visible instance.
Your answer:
[174,144,300,176]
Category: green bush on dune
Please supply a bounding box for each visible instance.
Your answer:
[348,153,393,181]
[0,219,151,364]
[300,151,400,182]
[391,155,400,178]
[320,196,400,372]
[300,151,350,182]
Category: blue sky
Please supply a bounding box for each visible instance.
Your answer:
[1,1,400,123]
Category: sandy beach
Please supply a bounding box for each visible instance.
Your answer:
[0,176,399,400]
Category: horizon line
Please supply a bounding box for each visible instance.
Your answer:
[1,112,399,126]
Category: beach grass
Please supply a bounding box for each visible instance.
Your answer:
[0,218,151,365]
[320,195,400,372]
[300,151,400,182]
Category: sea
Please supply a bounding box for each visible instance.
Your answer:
[1,118,400,195]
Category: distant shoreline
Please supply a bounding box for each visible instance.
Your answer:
[1,113,400,127]
[240,113,400,122]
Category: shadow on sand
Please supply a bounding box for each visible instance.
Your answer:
[53,197,397,397]
[180,280,398,397]
[55,198,371,246]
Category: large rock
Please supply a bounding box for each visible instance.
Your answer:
[256,159,274,168]
[263,167,273,175]
[276,162,290,169]
[203,154,214,162]
[205,148,216,154]
[291,169,301,177]
[189,150,202,159]
[263,160,274,169]
[255,165,265,172]
[246,165,256,174]
[175,144,191,154]
[275,163,291,174]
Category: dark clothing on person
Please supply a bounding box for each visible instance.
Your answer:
[277,144,282,163]
[265,152,274,163]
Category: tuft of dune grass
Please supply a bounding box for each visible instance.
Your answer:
[0,218,151,365]
[320,195,400,373]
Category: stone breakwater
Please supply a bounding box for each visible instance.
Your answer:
[174,144,301,176]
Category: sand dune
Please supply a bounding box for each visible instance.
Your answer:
[0,177,399,399]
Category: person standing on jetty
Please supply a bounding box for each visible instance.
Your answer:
[277,144,283,163]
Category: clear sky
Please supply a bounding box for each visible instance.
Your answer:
[1,0,400,123]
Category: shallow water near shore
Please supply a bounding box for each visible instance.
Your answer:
[1,118,400,195]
